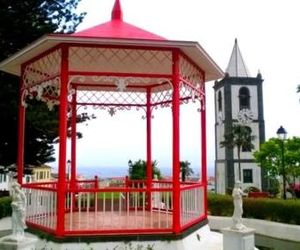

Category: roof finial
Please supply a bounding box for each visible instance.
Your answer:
[111,0,123,21]
[225,38,250,77]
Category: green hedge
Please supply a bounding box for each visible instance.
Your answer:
[208,193,300,225]
[0,196,12,219]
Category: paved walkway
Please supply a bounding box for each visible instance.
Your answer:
[0,217,11,231]
[0,217,11,237]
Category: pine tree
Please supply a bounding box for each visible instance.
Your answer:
[0,1,85,166]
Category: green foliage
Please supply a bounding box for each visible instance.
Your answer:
[128,159,161,180]
[0,1,85,166]
[254,137,300,196]
[180,160,194,182]
[207,193,233,216]
[0,196,12,219]
[208,193,300,225]
[220,124,255,180]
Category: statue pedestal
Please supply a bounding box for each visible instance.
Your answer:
[221,227,255,250]
[0,234,38,250]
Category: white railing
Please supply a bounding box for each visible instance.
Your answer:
[22,180,206,235]
[24,186,57,230]
[180,184,205,227]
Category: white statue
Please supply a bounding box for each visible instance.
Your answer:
[11,182,27,238]
[231,181,246,230]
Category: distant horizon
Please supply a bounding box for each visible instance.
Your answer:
[49,164,215,178]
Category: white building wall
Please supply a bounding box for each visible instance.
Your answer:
[216,163,226,194]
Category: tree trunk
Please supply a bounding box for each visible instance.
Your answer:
[237,146,241,181]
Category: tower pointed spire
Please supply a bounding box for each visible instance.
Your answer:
[111,0,123,21]
[226,38,250,77]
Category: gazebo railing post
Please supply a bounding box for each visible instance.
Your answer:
[56,45,69,237]
[172,50,181,233]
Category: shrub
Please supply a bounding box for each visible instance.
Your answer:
[208,193,300,225]
[0,196,12,219]
[244,186,260,193]
[207,193,233,216]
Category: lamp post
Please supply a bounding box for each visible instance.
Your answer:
[276,126,287,200]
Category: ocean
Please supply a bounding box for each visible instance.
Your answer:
[73,166,200,179]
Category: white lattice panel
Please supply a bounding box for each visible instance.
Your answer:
[179,55,204,87]
[23,49,61,88]
[69,47,172,75]
[77,89,147,107]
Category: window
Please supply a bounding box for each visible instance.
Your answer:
[218,91,222,111]
[243,169,253,183]
[239,87,250,110]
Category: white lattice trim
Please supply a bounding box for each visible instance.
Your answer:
[179,55,204,87]
[23,49,61,88]
[69,47,172,75]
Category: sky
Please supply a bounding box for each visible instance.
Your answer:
[51,0,300,176]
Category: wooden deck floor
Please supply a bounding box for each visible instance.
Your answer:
[65,210,173,231]
[32,210,173,232]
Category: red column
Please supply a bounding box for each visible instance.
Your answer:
[200,81,208,217]
[70,89,77,210]
[172,50,181,233]
[70,89,77,186]
[146,88,152,210]
[17,65,25,185]
[56,45,69,236]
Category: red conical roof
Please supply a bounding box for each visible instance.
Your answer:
[72,0,166,40]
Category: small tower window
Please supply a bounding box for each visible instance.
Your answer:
[239,87,250,110]
[217,91,222,111]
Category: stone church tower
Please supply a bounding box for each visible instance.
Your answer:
[214,39,266,194]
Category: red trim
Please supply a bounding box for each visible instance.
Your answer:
[67,43,171,51]
[172,50,181,234]
[26,221,56,234]
[64,228,172,236]
[69,71,172,79]
[200,77,208,217]
[76,102,146,107]
[56,45,69,236]
[180,183,204,191]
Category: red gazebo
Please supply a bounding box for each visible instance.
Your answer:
[0,0,223,237]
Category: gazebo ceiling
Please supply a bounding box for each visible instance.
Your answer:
[0,0,223,82]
